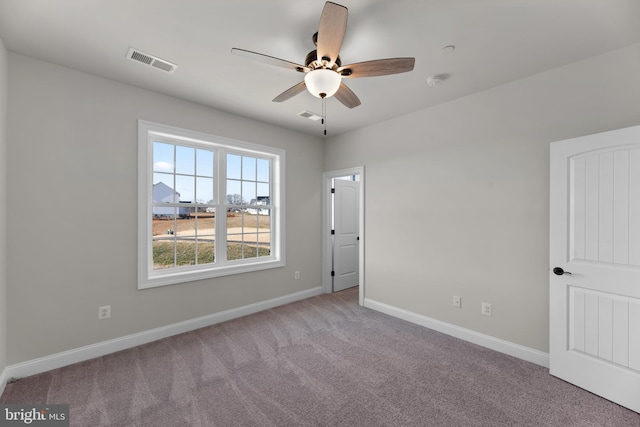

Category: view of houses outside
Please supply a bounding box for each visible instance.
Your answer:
[151,141,271,269]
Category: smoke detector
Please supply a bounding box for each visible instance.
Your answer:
[126,47,177,73]
[426,73,450,87]
[441,45,456,54]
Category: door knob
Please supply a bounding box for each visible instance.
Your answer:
[553,267,571,276]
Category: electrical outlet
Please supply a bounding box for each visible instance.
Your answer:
[98,305,111,320]
[452,296,462,308]
[294,271,300,280]
[481,302,492,316]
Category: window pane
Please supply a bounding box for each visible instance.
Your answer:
[153,172,172,186]
[152,209,177,270]
[153,174,176,203]
[227,209,241,233]
[257,182,269,201]
[198,209,216,237]
[175,175,195,202]
[197,209,216,264]
[153,241,176,269]
[243,181,256,204]
[197,241,215,265]
[258,209,271,257]
[153,142,174,173]
[257,158,270,182]
[242,156,256,180]
[176,210,196,266]
[242,212,259,235]
[226,244,242,260]
[227,209,242,260]
[196,149,213,177]
[227,237,243,260]
[174,242,196,267]
[196,177,213,204]
[176,145,195,175]
[227,154,241,179]
[227,180,242,204]
[243,244,257,259]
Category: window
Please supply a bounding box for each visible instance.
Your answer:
[138,120,285,288]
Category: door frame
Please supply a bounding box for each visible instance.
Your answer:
[322,166,365,305]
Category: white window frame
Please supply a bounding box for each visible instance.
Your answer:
[138,120,285,289]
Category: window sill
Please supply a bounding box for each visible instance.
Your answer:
[138,259,285,289]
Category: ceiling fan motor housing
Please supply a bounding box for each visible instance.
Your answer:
[305,49,341,70]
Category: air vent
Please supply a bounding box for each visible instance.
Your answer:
[298,110,323,121]
[126,47,177,73]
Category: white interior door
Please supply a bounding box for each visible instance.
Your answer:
[550,125,640,413]
[333,177,359,292]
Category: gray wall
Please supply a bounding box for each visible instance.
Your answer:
[6,53,323,364]
[5,41,640,365]
[324,43,640,352]
[0,36,7,374]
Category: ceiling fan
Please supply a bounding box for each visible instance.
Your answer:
[231,1,415,109]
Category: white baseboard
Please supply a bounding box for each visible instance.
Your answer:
[0,366,8,397]
[5,286,323,382]
[364,298,549,368]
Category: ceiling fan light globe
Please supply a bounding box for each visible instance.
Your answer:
[304,69,341,99]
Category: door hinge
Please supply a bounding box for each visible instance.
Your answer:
[331,230,335,235]
[331,188,335,193]
[331,271,335,277]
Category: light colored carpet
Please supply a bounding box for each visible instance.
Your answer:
[2,287,639,426]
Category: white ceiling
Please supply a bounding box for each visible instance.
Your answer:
[1,0,639,137]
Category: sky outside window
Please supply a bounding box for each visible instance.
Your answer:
[152,142,269,205]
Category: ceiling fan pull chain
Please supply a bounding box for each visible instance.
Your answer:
[323,97,327,136]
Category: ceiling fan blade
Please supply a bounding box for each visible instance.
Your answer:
[272,81,307,102]
[334,82,361,109]
[337,58,415,78]
[316,2,348,67]
[231,48,309,72]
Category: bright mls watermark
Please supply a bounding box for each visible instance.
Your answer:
[1,405,69,426]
